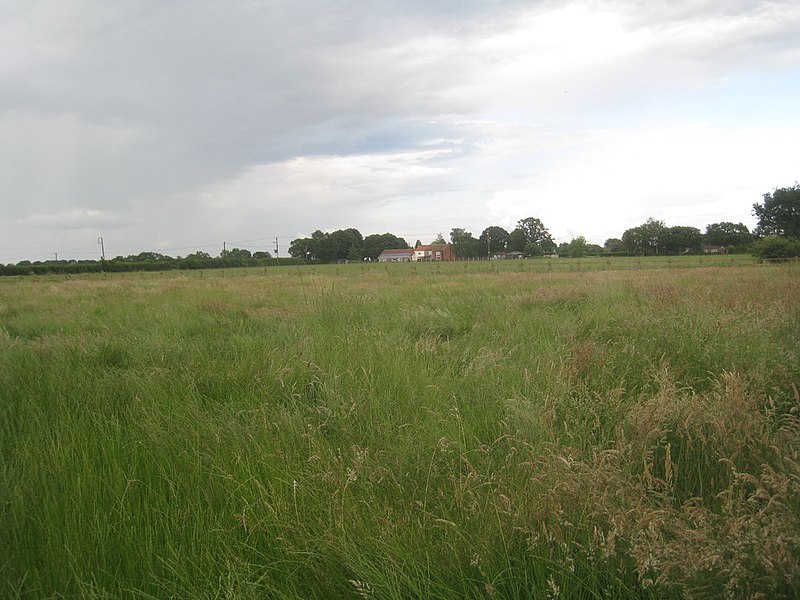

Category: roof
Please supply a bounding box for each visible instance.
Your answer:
[414,244,451,252]
[379,248,414,255]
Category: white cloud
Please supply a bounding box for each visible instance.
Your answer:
[484,121,800,243]
[189,147,461,244]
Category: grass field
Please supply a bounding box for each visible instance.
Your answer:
[1,258,798,598]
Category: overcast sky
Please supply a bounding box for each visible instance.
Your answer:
[1,0,799,262]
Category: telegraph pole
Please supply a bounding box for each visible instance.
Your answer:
[223,241,227,256]
[53,252,58,261]
[274,237,279,258]
[97,237,105,260]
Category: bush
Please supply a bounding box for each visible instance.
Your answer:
[753,236,800,260]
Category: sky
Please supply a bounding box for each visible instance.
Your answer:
[1,0,799,262]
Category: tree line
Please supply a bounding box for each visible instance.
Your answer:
[0,249,307,276]
[286,217,559,261]
[288,184,799,262]
[2,184,798,275]
[285,218,756,263]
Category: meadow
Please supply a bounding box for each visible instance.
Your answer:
[1,257,798,599]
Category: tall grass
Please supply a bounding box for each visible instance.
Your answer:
[1,261,798,598]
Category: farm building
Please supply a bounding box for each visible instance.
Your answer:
[378,249,414,262]
[413,244,454,261]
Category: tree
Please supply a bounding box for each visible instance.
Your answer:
[450,228,480,258]
[507,228,527,253]
[516,217,555,253]
[227,248,252,260]
[180,251,214,269]
[705,222,752,249]
[293,229,364,262]
[308,229,329,259]
[524,242,547,256]
[642,218,668,255]
[216,247,254,267]
[134,251,173,262]
[566,236,588,258]
[326,228,363,261]
[432,233,446,244]
[288,237,317,259]
[622,218,668,255]
[604,238,624,253]
[347,245,363,261]
[478,226,510,257]
[665,226,703,254]
[621,228,644,255]
[753,184,800,238]
[362,233,409,260]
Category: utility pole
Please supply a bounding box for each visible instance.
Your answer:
[274,237,279,258]
[97,237,105,260]
[53,252,58,261]
[223,241,226,256]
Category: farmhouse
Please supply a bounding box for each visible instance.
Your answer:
[413,244,454,261]
[378,248,414,262]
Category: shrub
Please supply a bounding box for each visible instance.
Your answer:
[753,236,800,260]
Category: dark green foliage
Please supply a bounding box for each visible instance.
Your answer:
[450,227,480,258]
[326,228,364,261]
[287,229,364,261]
[507,228,527,252]
[516,217,555,253]
[288,236,316,258]
[753,236,800,259]
[289,230,411,262]
[705,222,752,249]
[478,226,510,256]
[754,184,800,238]
[561,236,589,257]
[361,232,410,260]
[622,218,668,255]
[665,226,703,254]
[621,220,706,256]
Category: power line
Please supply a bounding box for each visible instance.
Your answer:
[226,235,275,245]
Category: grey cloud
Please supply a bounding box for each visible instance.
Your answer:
[1,1,534,239]
[619,0,800,62]
[20,208,129,230]
[0,0,797,262]
[1,0,510,211]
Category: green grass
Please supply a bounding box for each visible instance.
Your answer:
[1,259,798,598]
